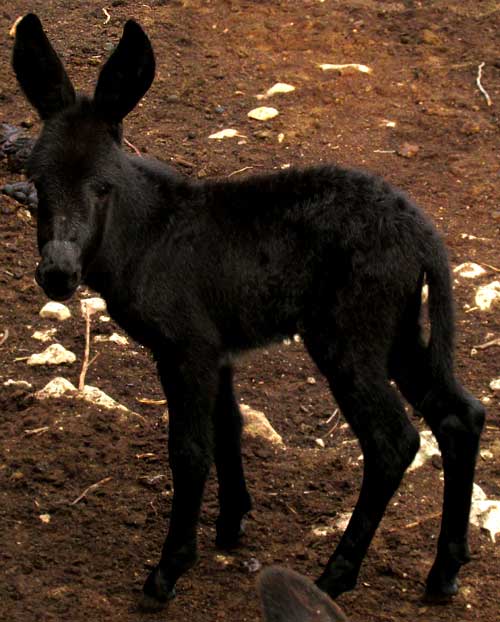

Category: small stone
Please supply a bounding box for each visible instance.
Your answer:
[80,297,106,316]
[460,121,481,136]
[242,558,262,573]
[3,379,33,390]
[39,301,71,321]
[420,29,441,46]
[257,83,296,100]
[247,107,279,121]
[306,376,317,385]
[32,328,57,342]
[36,377,77,399]
[315,438,325,448]
[208,128,245,140]
[431,454,443,470]
[27,344,76,366]
[255,130,272,140]
[490,378,500,392]
[39,514,51,524]
[453,262,486,279]
[397,143,419,158]
[241,404,284,446]
[475,281,500,311]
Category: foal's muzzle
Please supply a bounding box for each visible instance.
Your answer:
[36,241,82,301]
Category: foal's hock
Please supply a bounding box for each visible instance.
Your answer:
[13,13,485,614]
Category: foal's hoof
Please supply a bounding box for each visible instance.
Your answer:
[215,517,246,550]
[424,572,459,604]
[139,567,176,612]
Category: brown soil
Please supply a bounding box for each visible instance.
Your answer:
[0,2,499,621]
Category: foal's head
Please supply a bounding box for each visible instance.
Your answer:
[13,14,155,300]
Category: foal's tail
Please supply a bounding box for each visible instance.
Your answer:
[423,236,457,392]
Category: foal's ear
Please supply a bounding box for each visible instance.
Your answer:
[12,14,76,120]
[93,20,155,124]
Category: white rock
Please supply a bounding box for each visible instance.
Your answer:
[241,404,284,445]
[36,377,134,415]
[80,385,131,413]
[490,378,500,392]
[315,438,325,448]
[318,63,372,74]
[453,262,487,279]
[3,379,33,390]
[32,328,57,342]
[36,377,77,399]
[470,485,500,543]
[99,315,111,323]
[80,297,107,316]
[208,128,246,140]
[247,107,279,121]
[408,430,440,472]
[39,302,71,321]
[94,333,129,346]
[256,82,295,100]
[475,281,500,311]
[27,344,76,366]
[39,514,51,524]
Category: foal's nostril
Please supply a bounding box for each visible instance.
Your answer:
[36,263,81,301]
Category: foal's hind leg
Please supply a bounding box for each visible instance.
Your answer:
[306,336,420,598]
[390,340,485,599]
[213,364,252,549]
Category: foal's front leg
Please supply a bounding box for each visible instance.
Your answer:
[141,350,219,611]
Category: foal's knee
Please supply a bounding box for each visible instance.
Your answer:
[434,392,485,448]
[368,423,420,485]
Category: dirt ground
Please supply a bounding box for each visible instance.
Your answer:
[0,1,499,621]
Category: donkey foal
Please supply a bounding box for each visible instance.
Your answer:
[13,14,485,613]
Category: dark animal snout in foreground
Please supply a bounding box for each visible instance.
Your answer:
[13,12,485,617]
[36,240,81,301]
[259,567,349,622]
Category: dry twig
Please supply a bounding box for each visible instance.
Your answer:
[473,337,500,351]
[71,476,113,505]
[24,426,50,436]
[476,62,492,107]
[227,166,255,178]
[102,8,111,25]
[79,307,92,391]
[136,397,167,405]
[387,512,441,533]
[478,261,500,274]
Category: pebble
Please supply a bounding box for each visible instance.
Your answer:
[475,281,500,311]
[27,344,76,366]
[81,297,107,316]
[40,301,71,321]
[420,29,442,46]
[247,106,279,121]
[397,142,419,158]
[0,181,37,209]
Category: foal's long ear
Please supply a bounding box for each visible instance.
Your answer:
[12,14,76,120]
[93,20,155,124]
